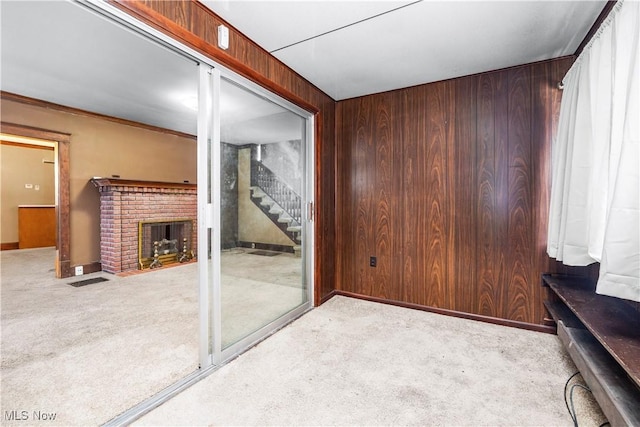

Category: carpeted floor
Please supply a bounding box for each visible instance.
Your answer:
[1,248,606,426]
[0,247,304,426]
[1,247,199,426]
[137,295,607,427]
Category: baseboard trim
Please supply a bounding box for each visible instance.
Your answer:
[237,241,294,253]
[333,291,556,334]
[58,259,72,278]
[0,242,19,251]
[82,262,102,275]
[318,290,337,306]
[68,261,102,278]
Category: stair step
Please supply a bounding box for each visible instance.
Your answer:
[287,225,302,232]
[250,187,266,198]
[269,207,283,215]
[278,215,293,224]
[260,197,274,207]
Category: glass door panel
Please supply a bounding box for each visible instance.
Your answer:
[218,77,308,349]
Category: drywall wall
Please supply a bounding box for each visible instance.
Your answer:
[1,99,196,267]
[237,148,295,247]
[0,143,55,245]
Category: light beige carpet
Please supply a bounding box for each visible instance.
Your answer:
[136,295,607,427]
[0,247,305,426]
[0,248,200,426]
[1,248,605,426]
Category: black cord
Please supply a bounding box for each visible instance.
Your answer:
[564,372,581,425]
[563,372,610,427]
[569,383,592,427]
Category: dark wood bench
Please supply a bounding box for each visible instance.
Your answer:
[543,274,640,426]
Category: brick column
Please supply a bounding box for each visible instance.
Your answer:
[99,190,122,273]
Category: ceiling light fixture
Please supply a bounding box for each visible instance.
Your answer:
[180,95,198,111]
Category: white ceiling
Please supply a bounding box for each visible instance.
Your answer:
[202,0,607,100]
[1,1,200,135]
[221,79,304,144]
[0,1,302,143]
[1,1,607,137]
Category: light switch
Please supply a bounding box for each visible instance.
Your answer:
[25,183,33,189]
[35,185,40,191]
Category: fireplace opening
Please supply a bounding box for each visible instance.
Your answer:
[138,219,194,269]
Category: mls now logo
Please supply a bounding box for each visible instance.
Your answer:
[4,410,57,421]
[4,411,28,421]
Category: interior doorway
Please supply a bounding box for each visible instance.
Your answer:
[0,137,56,250]
[0,124,71,278]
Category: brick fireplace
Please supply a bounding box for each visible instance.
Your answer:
[91,178,197,273]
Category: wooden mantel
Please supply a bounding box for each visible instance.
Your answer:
[90,177,196,191]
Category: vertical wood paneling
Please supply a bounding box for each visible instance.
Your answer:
[338,93,405,300]
[506,67,533,322]
[402,86,426,304]
[493,70,511,320]
[337,57,577,327]
[337,99,360,293]
[335,102,346,290]
[476,71,508,318]
[423,82,450,308]
[443,81,457,310]
[318,97,336,298]
[529,58,576,321]
[531,61,553,323]
[354,97,375,295]
[452,76,477,314]
[335,101,352,292]
[390,91,405,302]
[475,72,495,316]
[373,97,391,298]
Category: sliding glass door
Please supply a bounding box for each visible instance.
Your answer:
[219,76,309,349]
[198,66,313,366]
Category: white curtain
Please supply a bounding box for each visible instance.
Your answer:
[548,0,639,302]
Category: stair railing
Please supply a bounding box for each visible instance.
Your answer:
[250,157,302,225]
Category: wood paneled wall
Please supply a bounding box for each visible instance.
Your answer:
[112,0,336,303]
[336,57,578,327]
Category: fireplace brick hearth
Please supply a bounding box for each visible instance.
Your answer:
[91,178,197,273]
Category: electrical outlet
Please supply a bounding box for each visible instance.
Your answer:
[370,256,377,267]
[75,266,84,276]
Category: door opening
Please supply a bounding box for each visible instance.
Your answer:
[197,66,315,367]
[0,125,70,278]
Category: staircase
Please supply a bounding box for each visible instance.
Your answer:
[250,158,302,247]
